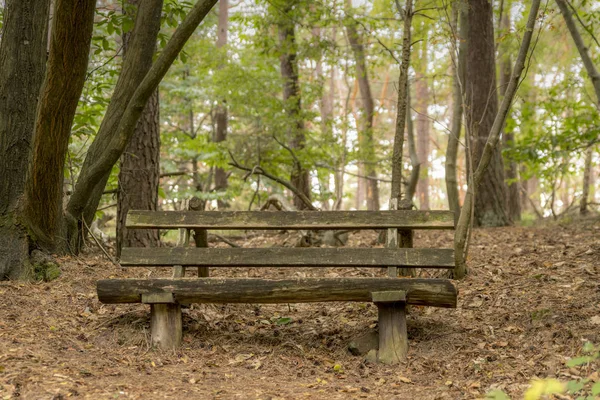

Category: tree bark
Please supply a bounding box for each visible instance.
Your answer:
[464,0,510,227]
[580,148,593,215]
[213,0,229,209]
[498,1,521,222]
[415,37,430,210]
[23,0,96,250]
[0,0,50,278]
[454,0,540,278]
[277,1,311,210]
[66,0,218,251]
[406,89,420,202]
[345,0,379,210]
[390,0,412,203]
[116,0,161,257]
[446,0,467,225]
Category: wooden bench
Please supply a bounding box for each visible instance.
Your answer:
[97,209,457,364]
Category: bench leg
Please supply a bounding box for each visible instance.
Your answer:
[372,290,408,364]
[376,302,408,364]
[150,304,182,349]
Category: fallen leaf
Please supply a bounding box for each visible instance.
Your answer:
[398,376,412,384]
[590,315,600,325]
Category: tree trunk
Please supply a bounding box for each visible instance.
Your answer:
[24,0,96,250]
[0,0,50,279]
[69,0,163,250]
[464,0,510,227]
[405,89,420,202]
[555,0,600,108]
[390,0,412,203]
[345,0,379,211]
[454,0,540,278]
[415,37,430,210]
[213,0,229,209]
[498,2,521,222]
[66,0,218,251]
[277,1,311,210]
[446,0,467,225]
[116,0,161,257]
[580,148,593,215]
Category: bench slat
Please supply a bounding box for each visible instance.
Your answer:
[126,210,455,230]
[97,277,457,308]
[120,247,455,269]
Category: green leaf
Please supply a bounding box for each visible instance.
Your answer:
[567,356,593,367]
[566,380,585,394]
[591,382,600,396]
[275,317,292,325]
[485,390,511,400]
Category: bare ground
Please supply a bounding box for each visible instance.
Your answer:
[1,217,599,399]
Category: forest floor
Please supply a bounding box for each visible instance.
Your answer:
[1,216,599,399]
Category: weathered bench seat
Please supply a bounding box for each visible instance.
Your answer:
[97,209,457,364]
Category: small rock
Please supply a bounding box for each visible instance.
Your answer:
[348,330,378,356]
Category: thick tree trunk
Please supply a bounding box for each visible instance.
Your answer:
[415,38,430,210]
[116,0,161,257]
[66,0,218,251]
[498,3,521,222]
[446,1,467,225]
[464,0,510,227]
[277,2,311,210]
[0,0,50,278]
[24,0,96,250]
[345,2,379,211]
[213,0,229,209]
[454,0,540,278]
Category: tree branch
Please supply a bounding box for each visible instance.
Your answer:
[228,152,317,211]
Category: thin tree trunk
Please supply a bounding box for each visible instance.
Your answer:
[580,148,593,215]
[415,37,430,210]
[0,0,50,279]
[406,89,420,201]
[116,0,161,257]
[446,0,467,225]
[66,0,218,251]
[213,0,229,209]
[555,0,600,108]
[454,0,541,278]
[345,0,379,210]
[390,0,412,203]
[464,0,510,227]
[277,1,311,210]
[498,1,521,222]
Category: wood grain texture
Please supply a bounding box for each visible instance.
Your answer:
[97,277,458,308]
[126,210,455,230]
[376,301,408,364]
[119,247,455,268]
[150,303,182,349]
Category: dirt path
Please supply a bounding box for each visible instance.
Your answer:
[1,218,599,399]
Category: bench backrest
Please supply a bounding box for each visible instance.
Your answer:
[120,210,455,270]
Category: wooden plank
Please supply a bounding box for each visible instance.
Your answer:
[142,292,175,304]
[119,247,455,268]
[372,290,406,303]
[189,196,209,278]
[126,210,455,230]
[97,277,458,308]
